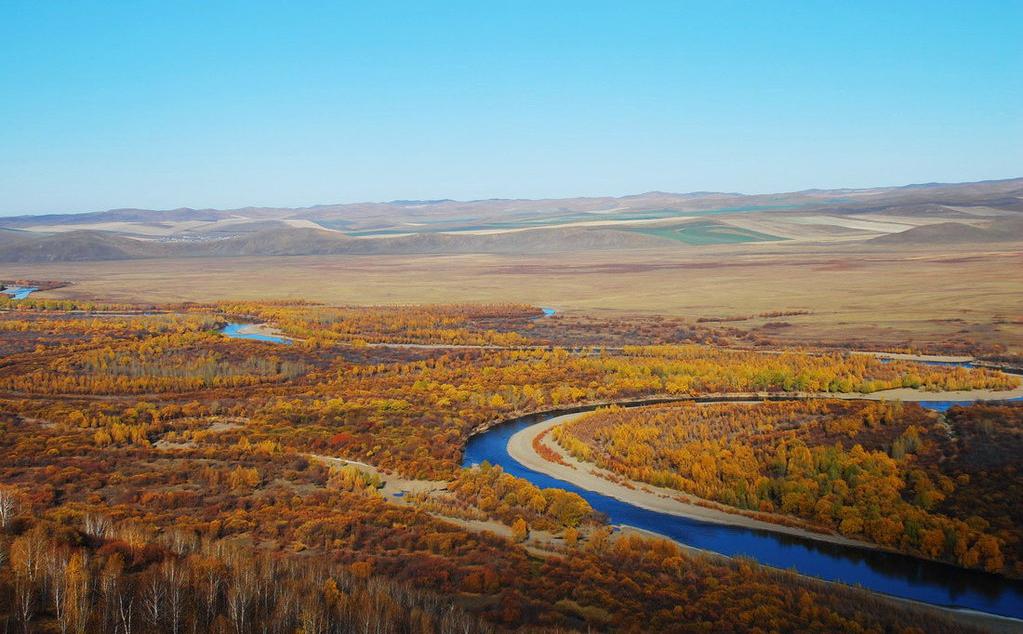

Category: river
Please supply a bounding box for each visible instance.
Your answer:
[216,315,1023,617]
[221,323,291,344]
[463,393,1023,619]
[1,286,38,300]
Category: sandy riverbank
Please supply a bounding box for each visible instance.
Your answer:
[852,351,977,363]
[507,400,1023,632]
[506,382,1023,545]
[233,322,291,340]
[839,385,1023,401]
[508,412,877,549]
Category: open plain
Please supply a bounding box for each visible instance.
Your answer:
[7,239,1021,353]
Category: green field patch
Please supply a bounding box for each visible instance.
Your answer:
[632,221,785,245]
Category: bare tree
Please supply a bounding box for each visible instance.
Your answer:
[227,564,255,634]
[115,522,150,556]
[192,556,225,630]
[14,573,34,634]
[116,581,136,634]
[82,514,111,539]
[0,487,17,530]
[164,528,197,557]
[161,559,186,634]
[10,529,46,584]
[141,571,166,631]
[46,549,70,634]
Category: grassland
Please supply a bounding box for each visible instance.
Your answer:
[5,237,1022,353]
[632,220,785,244]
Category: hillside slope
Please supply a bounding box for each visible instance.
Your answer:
[0,226,674,262]
[870,218,1023,245]
[0,231,173,262]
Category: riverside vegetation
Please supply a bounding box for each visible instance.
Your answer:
[0,300,1019,632]
[553,400,1023,575]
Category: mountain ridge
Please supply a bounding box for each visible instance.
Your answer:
[1,177,1020,262]
[4,176,1021,226]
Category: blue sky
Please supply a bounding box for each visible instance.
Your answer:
[1,1,1020,215]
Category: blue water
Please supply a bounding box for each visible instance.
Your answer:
[541,307,556,317]
[918,396,1023,413]
[464,401,1023,618]
[221,323,290,344]
[1,286,37,300]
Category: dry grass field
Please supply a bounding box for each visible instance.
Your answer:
[7,238,1022,352]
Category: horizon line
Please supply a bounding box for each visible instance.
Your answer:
[3,174,1021,219]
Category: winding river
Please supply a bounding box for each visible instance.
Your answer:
[463,393,1023,619]
[226,318,1021,617]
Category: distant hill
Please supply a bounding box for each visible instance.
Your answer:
[4,176,1021,231]
[0,228,30,244]
[200,227,357,256]
[189,219,299,236]
[0,207,236,227]
[858,203,974,219]
[1,177,1020,261]
[0,226,674,262]
[0,230,172,262]
[375,227,672,254]
[869,219,1023,245]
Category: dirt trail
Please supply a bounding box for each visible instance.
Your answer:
[305,452,568,556]
[306,453,445,497]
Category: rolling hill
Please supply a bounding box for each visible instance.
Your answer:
[0,230,174,262]
[870,217,1023,245]
[1,177,1020,261]
[0,226,674,262]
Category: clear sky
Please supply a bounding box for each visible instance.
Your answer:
[1,1,1020,215]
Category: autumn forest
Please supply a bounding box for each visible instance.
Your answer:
[1,296,1021,633]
